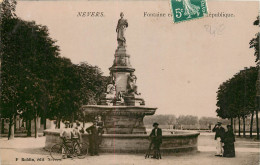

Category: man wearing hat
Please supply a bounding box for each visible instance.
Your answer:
[60,121,72,158]
[212,122,225,156]
[72,121,82,143]
[60,121,72,140]
[86,121,100,156]
[149,122,162,159]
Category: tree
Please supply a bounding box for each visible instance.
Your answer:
[256,68,260,139]
[0,0,60,138]
[143,114,177,128]
[199,117,217,127]
[249,16,259,64]
[77,62,109,107]
[46,59,108,126]
[1,0,19,139]
[216,67,258,137]
[176,115,198,126]
[249,16,260,139]
[0,0,109,139]
[216,78,239,126]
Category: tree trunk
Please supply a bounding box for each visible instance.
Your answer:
[43,117,46,136]
[57,117,60,129]
[71,113,75,127]
[233,118,236,134]
[18,117,20,128]
[8,115,14,140]
[231,118,233,127]
[242,116,246,137]
[1,118,5,134]
[34,115,38,138]
[238,117,241,137]
[27,119,31,137]
[14,115,16,133]
[25,119,27,129]
[44,117,46,130]
[250,111,254,138]
[55,118,58,129]
[256,109,259,140]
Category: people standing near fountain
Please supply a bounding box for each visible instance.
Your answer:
[86,121,100,156]
[149,122,162,159]
[222,125,235,157]
[72,121,82,143]
[60,121,72,140]
[212,122,225,157]
[60,121,72,158]
[96,116,104,134]
[96,116,105,146]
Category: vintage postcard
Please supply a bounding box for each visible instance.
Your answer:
[0,0,259,165]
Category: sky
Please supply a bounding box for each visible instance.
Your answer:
[15,1,258,117]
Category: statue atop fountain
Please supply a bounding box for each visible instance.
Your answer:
[116,12,128,47]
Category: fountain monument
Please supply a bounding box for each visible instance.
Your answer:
[44,13,200,153]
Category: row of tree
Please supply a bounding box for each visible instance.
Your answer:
[0,0,109,139]
[216,67,258,137]
[216,16,260,139]
[144,115,229,128]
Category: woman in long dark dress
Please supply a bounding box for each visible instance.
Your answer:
[222,125,235,157]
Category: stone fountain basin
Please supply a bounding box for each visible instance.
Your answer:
[81,105,157,134]
[43,129,200,153]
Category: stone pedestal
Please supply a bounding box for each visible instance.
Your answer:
[112,46,132,68]
[113,72,130,93]
[110,46,135,94]
[99,45,145,106]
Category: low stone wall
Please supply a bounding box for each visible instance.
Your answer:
[44,129,199,153]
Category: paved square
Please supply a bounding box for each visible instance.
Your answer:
[0,133,259,165]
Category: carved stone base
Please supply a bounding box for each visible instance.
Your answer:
[112,46,132,67]
[123,95,145,106]
[105,115,146,134]
[124,95,135,106]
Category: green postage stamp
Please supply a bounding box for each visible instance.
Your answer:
[170,0,208,23]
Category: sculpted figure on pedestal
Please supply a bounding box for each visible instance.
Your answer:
[116,12,128,47]
[127,72,140,95]
[106,83,116,99]
[117,91,125,105]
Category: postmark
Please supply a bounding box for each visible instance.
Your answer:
[170,0,208,23]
